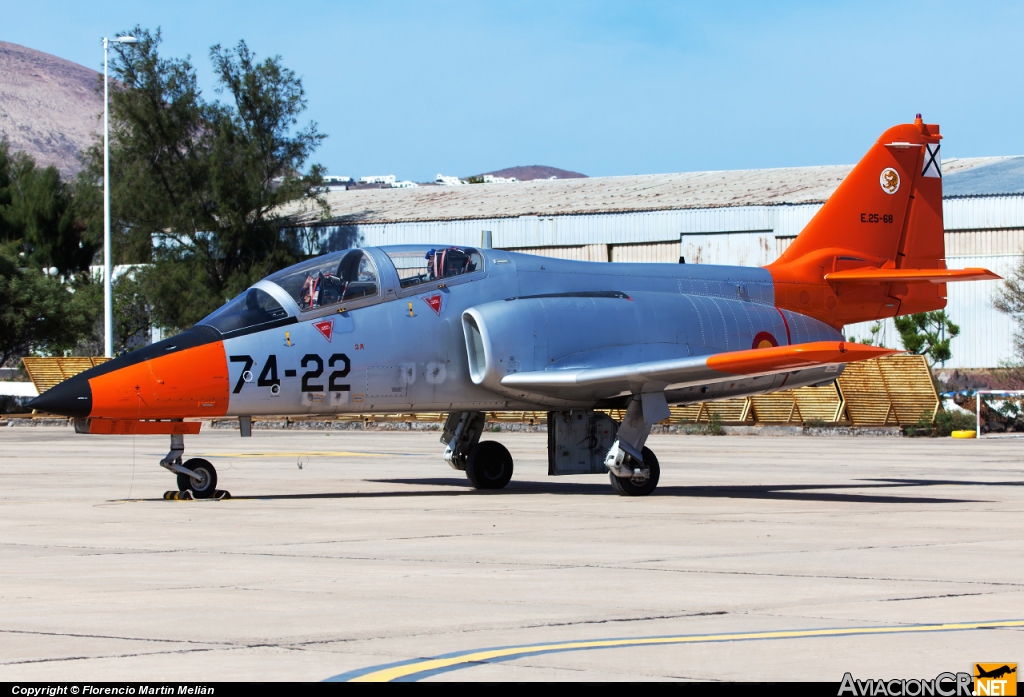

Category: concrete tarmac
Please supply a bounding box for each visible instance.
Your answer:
[0,427,1021,681]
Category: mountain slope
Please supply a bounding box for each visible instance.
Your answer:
[476,165,587,181]
[0,41,102,176]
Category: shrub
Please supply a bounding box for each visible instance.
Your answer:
[705,412,725,436]
[903,411,936,437]
[934,409,977,437]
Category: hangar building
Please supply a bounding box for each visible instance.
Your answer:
[282,157,1024,369]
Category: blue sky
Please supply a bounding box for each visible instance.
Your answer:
[7,1,1024,181]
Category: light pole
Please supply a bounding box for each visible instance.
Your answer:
[102,35,137,357]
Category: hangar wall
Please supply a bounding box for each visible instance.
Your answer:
[331,195,1022,368]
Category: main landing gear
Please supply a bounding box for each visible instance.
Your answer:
[441,412,514,489]
[608,447,660,496]
[442,397,665,496]
[159,433,226,499]
[600,394,666,497]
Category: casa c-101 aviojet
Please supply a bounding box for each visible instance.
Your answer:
[30,117,1001,497]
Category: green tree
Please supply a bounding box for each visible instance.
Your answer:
[849,322,886,347]
[994,257,1024,360]
[0,250,99,367]
[893,311,959,366]
[1,141,96,276]
[112,272,152,352]
[79,28,326,332]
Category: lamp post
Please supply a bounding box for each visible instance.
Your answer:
[102,35,137,357]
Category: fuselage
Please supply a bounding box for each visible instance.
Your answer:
[32,245,843,422]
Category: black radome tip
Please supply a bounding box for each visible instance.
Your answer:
[27,374,92,418]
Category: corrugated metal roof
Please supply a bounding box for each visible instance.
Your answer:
[281,157,1009,226]
[943,156,1024,197]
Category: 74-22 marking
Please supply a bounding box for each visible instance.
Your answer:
[229,353,350,394]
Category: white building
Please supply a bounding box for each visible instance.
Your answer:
[280,157,1024,368]
[391,180,419,189]
[360,175,397,186]
[435,174,465,186]
[482,174,518,184]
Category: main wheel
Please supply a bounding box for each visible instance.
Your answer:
[465,441,514,490]
[176,458,218,499]
[609,447,660,496]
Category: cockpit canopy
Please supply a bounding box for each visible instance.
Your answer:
[267,248,379,311]
[197,249,378,337]
[384,246,482,288]
[198,287,290,337]
[197,246,483,337]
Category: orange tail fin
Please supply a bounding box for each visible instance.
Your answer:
[766,116,995,328]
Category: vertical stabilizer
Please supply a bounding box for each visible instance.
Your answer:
[767,117,947,327]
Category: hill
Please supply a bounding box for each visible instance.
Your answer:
[0,41,102,176]
[475,165,587,181]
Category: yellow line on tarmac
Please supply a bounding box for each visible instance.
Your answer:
[346,619,1024,682]
[201,451,390,458]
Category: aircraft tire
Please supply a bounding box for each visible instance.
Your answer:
[465,441,514,490]
[176,458,218,499]
[609,447,660,496]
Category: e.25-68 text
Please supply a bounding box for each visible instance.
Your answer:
[860,213,894,223]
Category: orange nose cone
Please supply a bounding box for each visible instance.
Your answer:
[88,341,230,419]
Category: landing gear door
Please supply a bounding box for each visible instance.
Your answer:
[547,410,618,475]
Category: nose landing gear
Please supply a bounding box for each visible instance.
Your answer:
[176,458,219,498]
[159,433,228,500]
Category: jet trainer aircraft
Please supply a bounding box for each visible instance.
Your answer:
[31,118,1000,497]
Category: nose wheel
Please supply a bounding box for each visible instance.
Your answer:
[159,434,228,499]
[176,458,219,499]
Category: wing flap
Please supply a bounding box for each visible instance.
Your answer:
[500,341,899,394]
[824,268,1001,284]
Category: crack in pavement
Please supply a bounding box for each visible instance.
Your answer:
[881,592,988,602]
[0,645,249,667]
[4,538,1023,592]
[0,628,230,646]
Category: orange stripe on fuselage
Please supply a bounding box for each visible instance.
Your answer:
[88,341,229,419]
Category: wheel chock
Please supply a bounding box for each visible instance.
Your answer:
[162,489,230,500]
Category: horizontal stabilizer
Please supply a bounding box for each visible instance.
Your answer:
[501,341,898,397]
[824,268,1001,284]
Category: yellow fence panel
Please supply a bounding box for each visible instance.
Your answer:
[793,383,845,422]
[837,360,896,426]
[751,392,800,424]
[696,398,752,424]
[877,354,940,425]
[22,357,110,394]
[668,404,704,423]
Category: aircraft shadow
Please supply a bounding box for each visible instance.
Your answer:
[213,477,989,504]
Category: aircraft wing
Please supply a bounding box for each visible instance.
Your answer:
[500,341,898,396]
